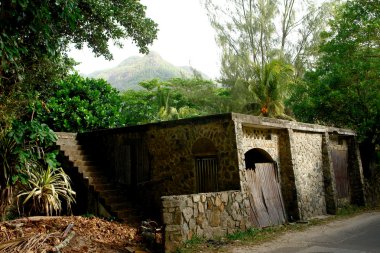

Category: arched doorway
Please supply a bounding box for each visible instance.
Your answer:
[192,138,218,193]
[244,148,286,227]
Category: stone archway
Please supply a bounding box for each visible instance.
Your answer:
[244,148,286,227]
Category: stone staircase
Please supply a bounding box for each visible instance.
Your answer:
[55,132,141,226]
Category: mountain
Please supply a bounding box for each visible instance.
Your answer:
[88,52,207,90]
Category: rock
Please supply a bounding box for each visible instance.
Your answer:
[162,212,172,224]
[215,196,222,207]
[173,210,182,225]
[193,195,200,202]
[198,202,205,213]
[189,219,196,230]
[235,194,243,203]
[196,215,204,226]
[196,226,204,236]
[182,207,193,222]
[210,209,221,227]
[221,192,229,203]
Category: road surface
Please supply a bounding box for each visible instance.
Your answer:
[232,212,380,253]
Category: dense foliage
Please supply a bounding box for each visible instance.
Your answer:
[0,0,157,77]
[0,0,157,127]
[33,74,124,132]
[0,0,157,217]
[0,120,74,218]
[289,0,380,175]
[121,78,229,124]
[204,0,331,117]
[290,0,380,142]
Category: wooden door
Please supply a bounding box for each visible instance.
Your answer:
[331,149,350,199]
[246,163,286,227]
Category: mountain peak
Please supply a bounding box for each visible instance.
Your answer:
[89,52,208,90]
[117,51,163,67]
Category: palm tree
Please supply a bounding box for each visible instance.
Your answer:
[231,58,294,119]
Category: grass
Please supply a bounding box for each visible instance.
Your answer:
[175,205,378,253]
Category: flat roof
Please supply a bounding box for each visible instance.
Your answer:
[80,112,356,136]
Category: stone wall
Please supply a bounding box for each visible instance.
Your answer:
[278,129,299,220]
[162,191,251,252]
[347,137,366,206]
[321,133,338,213]
[79,115,241,217]
[233,122,280,196]
[145,120,240,196]
[292,131,326,220]
[240,126,279,161]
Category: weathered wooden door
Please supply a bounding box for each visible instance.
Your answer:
[246,163,286,227]
[331,149,350,199]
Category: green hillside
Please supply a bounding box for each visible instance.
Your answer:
[88,52,206,90]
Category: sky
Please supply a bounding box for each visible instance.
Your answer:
[68,0,221,79]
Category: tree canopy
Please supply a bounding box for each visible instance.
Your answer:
[33,74,124,132]
[288,0,380,175]
[204,0,331,117]
[121,77,228,124]
[0,0,158,127]
[0,0,158,72]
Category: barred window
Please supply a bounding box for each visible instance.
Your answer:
[195,156,218,193]
[192,137,219,193]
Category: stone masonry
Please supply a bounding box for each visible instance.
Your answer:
[292,131,326,220]
[162,191,251,252]
[73,113,366,252]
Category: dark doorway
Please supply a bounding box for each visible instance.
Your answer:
[245,148,274,168]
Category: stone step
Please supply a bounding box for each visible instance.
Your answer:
[82,170,106,178]
[56,135,145,223]
[63,149,86,158]
[64,153,90,161]
[56,138,78,146]
[74,160,96,167]
[56,133,77,143]
[92,183,115,192]
[78,165,100,173]
[58,143,84,150]
[88,176,110,184]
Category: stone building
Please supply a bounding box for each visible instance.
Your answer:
[58,113,365,252]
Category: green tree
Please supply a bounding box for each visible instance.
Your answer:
[204,0,331,117]
[33,74,124,132]
[120,89,158,125]
[289,0,380,176]
[0,0,158,126]
[231,58,294,118]
[0,0,157,78]
[121,77,228,124]
[204,0,328,82]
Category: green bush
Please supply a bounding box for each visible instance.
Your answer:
[0,120,75,219]
[34,74,124,132]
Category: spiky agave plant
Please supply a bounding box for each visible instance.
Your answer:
[17,166,76,216]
